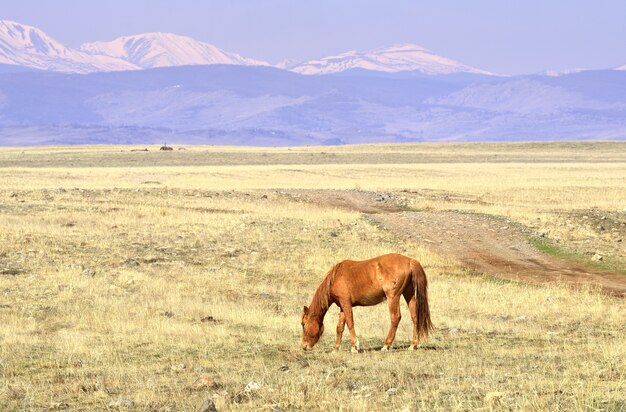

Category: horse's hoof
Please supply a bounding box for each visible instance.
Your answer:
[408,344,416,351]
[381,345,389,352]
[350,347,359,353]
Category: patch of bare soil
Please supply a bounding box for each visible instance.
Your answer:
[286,189,406,214]
[288,190,626,297]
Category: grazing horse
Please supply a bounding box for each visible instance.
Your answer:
[300,253,432,352]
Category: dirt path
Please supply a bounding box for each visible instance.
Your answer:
[288,190,626,297]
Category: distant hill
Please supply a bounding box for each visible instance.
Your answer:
[1,65,625,145]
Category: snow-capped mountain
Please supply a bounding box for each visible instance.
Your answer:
[0,20,138,73]
[0,20,268,73]
[616,64,626,71]
[80,32,269,69]
[290,43,494,75]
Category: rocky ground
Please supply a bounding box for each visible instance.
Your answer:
[286,189,626,296]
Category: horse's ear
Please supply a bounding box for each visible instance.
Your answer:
[302,306,309,315]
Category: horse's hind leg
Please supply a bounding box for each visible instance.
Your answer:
[382,295,402,351]
[335,310,346,351]
[403,289,418,350]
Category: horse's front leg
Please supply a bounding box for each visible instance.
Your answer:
[382,296,401,352]
[339,301,359,353]
[335,310,346,351]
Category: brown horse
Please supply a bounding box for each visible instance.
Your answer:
[300,253,432,352]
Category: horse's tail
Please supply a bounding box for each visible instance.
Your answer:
[411,259,433,341]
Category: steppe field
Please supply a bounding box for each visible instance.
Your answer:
[0,141,625,411]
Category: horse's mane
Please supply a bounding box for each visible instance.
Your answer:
[310,262,341,316]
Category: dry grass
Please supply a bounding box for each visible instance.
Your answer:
[0,142,625,411]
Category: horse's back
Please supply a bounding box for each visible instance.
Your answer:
[372,253,413,268]
[331,254,414,305]
[341,253,412,269]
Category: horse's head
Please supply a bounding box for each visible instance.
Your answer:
[300,305,324,350]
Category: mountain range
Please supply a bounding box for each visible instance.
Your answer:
[0,20,625,146]
[0,20,497,75]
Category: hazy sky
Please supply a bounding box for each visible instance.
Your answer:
[4,0,626,74]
